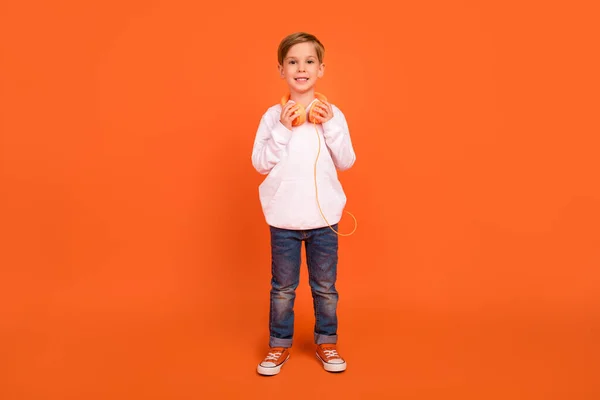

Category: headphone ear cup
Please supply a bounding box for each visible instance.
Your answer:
[308,101,321,123]
[292,105,306,126]
[281,94,306,126]
[309,93,328,123]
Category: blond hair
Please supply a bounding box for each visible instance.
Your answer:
[277,32,325,65]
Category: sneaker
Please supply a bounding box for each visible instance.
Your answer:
[257,347,290,376]
[316,344,347,372]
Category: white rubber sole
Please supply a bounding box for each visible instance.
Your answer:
[316,353,347,372]
[257,355,290,376]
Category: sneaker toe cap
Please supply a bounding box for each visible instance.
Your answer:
[260,362,277,367]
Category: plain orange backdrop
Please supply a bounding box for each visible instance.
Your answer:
[1,0,599,399]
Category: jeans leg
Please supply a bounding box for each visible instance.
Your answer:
[305,224,339,345]
[269,226,302,348]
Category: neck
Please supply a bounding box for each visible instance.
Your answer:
[289,90,316,108]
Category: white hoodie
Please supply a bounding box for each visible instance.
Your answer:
[251,99,356,230]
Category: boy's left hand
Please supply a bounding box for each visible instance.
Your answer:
[313,101,333,124]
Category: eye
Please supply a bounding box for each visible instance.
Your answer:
[307,60,314,64]
[288,60,296,64]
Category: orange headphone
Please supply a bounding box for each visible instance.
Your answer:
[280,92,357,237]
[280,92,329,127]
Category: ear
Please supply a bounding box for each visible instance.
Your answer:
[318,62,325,79]
[278,63,284,78]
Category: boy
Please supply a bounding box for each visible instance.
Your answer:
[251,32,356,376]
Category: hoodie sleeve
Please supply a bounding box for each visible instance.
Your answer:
[321,105,356,171]
[251,109,293,175]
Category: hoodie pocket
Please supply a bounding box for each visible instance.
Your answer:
[312,177,346,220]
[326,176,347,206]
[264,179,290,214]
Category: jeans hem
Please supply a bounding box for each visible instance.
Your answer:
[269,336,293,348]
[315,333,338,345]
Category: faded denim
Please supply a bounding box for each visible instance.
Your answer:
[268,224,340,348]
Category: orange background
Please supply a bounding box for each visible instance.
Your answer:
[1,0,599,399]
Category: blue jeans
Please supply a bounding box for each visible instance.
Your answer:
[268,224,340,348]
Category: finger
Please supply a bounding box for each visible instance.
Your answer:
[283,101,296,113]
[285,104,297,116]
[314,108,326,117]
[319,103,330,112]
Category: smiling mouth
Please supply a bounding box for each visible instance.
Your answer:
[295,78,309,82]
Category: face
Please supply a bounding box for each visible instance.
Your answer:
[279,41,325,94]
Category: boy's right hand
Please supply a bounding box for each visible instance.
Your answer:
[280,101,300,130]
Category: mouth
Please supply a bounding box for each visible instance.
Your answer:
[294,77,309,82]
